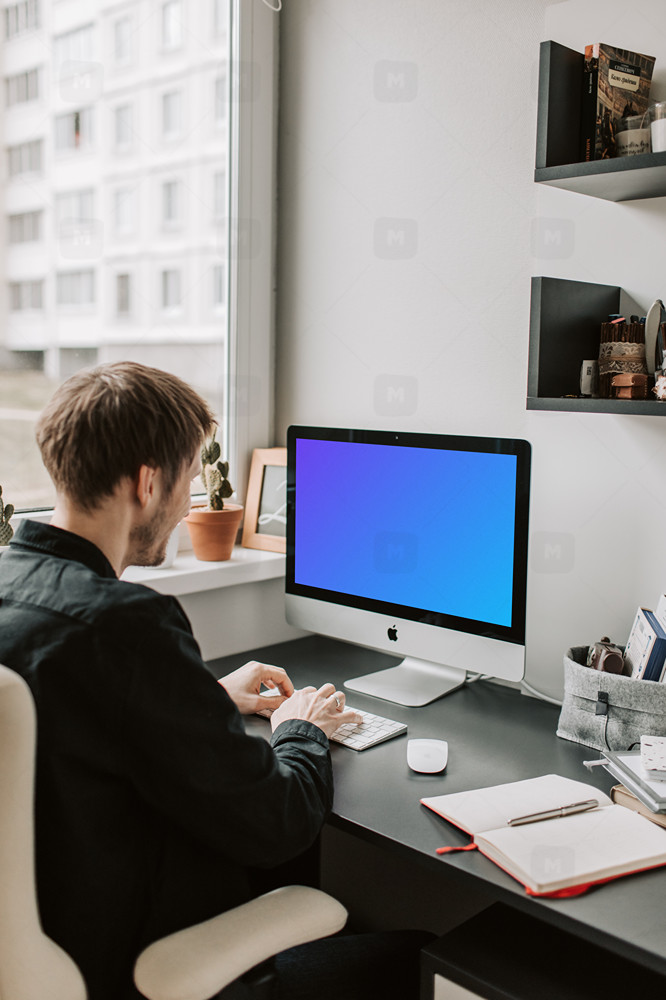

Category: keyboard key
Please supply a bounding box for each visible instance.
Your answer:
[330,707,407,751]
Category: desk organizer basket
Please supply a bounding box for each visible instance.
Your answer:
[557,647,666,752]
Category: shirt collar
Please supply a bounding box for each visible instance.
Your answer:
[10,519,117,579]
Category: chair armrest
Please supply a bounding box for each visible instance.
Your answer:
[134,885,348,1000]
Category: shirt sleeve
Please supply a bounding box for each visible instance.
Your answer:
[103,589,334,869]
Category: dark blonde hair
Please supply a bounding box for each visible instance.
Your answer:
[36,362,216,510]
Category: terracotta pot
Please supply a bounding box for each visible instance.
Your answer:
[185,504,244,561]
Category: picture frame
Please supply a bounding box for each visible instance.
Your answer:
[241,447,287,553]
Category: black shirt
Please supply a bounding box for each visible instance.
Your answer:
[0,520,333,1000]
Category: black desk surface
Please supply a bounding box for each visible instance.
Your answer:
[208,635,666,978]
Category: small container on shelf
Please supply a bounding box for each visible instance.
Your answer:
[650,101,666,153]
[598,320,647,398]
[616,113,651,157]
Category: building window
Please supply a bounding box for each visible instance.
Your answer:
[7,139,42,177]
[113,16,132,66]
[56,270,95,307]
[4,0,40,40]
[213,0,226,36]
[162,180,181,227]
[214,74,226,125]
[9,210,42,243]
[54,24,94,70]
[56,189,94,226]
[116,274,131,317]
[161,90,181,138]
[5,67,40,106]
[113,187,135,236]
[9,279,43,311]
[161,0,182,50]
[212,265,225,308]
[114,104,133,151]
[213,171,226,220]
[55,108,94,152]
[161,269,181,310]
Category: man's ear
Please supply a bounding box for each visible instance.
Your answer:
[135,465,159,509]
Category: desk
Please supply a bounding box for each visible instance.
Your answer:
[208,635,666,982]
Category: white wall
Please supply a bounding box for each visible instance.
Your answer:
[275,0,666,700]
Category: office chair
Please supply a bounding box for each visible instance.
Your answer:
[0,663,348,1000]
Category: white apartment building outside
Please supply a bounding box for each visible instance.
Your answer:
[2,0,229,404]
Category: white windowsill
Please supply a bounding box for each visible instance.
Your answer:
[8,511,285,598]
[121,547,285,597]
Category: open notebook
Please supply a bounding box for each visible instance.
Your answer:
[422,774,666,897]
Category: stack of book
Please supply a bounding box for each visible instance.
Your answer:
[612,373,648,399]
[624,595,666,680]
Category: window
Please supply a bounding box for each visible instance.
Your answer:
[56,189,94,226]
[161,0,182,50]
[9,210,42,243]
[113,187,135,236]
[162,180,181,226]
[9,279,43,311]
[56,270,95,307]
[7,139,42,177]
[1,0,277,513]
[161,269,181,310]
[6,68,40,106]
[213,0,226,36]
[116,274,131,317]
[213,171,226,220]
[215,74,226,125]
[54,24,94,70]
[55,109,94,151]
[5,0,40,39]
[161,90,181,138]
[114,104,133,150]
[212,265,225,308]
[113,16,132,66]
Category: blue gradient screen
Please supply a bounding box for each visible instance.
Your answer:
[294,438,518,628]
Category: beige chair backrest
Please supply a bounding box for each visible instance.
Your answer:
[0,664,87,1000]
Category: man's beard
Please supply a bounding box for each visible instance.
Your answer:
[129,513,169,567]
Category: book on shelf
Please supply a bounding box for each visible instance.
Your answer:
[580,43,655,161]
[595,751,666,813]
[421,773,666,897]
[624,606,666,681]
[611,784,666,828]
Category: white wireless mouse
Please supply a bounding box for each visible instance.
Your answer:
[407,738,448,774]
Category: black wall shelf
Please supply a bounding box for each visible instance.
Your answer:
[528,276,666,415]
[535,41,666,202]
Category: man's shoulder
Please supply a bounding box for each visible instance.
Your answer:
[1,542,186,633]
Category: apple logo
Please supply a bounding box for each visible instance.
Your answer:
[387,625,398,642]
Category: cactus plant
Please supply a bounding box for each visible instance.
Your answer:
[201,435,233,511]
[0,486,15,546]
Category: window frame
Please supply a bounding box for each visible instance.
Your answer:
[226,0,278,503]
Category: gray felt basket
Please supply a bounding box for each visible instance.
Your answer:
[557,647,666,752]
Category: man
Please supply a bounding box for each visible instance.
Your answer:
[0,362,428,1000]
[0,362,365,996]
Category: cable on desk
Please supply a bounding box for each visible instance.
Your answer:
[520,678,562,706]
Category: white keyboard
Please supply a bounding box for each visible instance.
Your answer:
[330,708,407,751]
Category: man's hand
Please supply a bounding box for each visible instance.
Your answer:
[270,683,363,739]
[218,660,294,715]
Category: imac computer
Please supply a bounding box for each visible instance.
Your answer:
[285,426,531,707]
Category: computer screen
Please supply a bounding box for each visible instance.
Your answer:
[285,426,531,706]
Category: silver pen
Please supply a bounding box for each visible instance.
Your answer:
[508,798,599,827]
